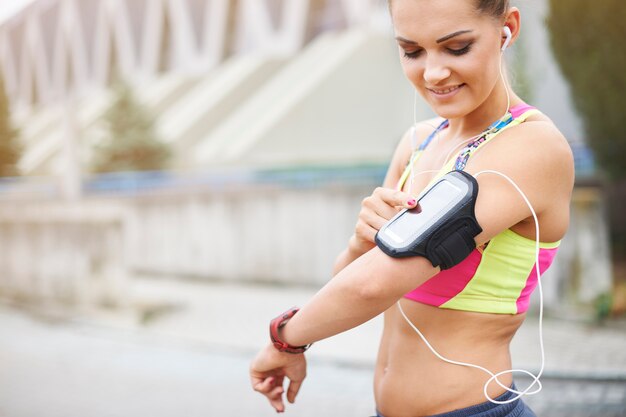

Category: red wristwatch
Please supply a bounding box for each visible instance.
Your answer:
[269,307,312,354]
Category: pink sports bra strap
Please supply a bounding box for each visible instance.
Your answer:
[509,103,536,119]
[453,104,539,171]
[397,103,540,192]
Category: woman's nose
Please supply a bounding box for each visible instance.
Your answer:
[423,56,451,85]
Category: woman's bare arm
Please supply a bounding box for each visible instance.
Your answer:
[250,118,574,412]
[279,120,575,346]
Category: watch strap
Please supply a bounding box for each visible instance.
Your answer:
[269,307,311,354]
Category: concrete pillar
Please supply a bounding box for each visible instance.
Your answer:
[60,97,82,201]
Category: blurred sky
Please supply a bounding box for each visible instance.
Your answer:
[0,0,35,24]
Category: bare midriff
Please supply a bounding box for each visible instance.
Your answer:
[374,301,525,417]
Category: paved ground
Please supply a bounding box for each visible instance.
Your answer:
[1,276,625,417]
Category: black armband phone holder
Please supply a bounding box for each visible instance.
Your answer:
[375,170,482,270]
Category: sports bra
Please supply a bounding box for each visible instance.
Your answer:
[396,104,560,315]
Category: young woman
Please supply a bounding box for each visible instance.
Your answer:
[250,0,574,416]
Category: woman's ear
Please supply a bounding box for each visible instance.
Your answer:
[502,7,521,48]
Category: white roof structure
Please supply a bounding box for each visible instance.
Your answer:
[0,0,584,179]
[1,0,383,112]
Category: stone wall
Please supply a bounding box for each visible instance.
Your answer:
[0,184,613,317]
[0,203,129,308]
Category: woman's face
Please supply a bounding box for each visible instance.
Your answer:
[390,0,504,119]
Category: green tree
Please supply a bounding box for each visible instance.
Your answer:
[510,34,534,103]
[547,0,626,180]
[0,76,21,177]
[92,78,170,173]
[547,0,626,255]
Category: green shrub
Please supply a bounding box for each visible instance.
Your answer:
[0,77,21,177]
[92,78,170,173]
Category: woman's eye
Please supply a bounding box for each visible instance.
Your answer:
[447,43,472,56]
[403,49,423,59]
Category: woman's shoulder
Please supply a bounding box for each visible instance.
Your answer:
[473,109,574,181]
[468,108,574,240]
[510,110,572,159]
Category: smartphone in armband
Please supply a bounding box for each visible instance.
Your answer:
[375,170,482,269]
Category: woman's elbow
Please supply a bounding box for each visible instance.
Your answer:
[334,249,437,305]
[358,254,438,302]
[358,255,437,303]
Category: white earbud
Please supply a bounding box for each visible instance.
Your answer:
[501,26,512,52]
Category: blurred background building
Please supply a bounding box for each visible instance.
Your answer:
[0,0,615,319]
[2,2,625,417]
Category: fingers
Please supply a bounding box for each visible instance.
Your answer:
[354,218,381,245]
[250,345,309,413]
[355,187,421,246]
[267,384,285,412]
[252,375,275,394]
[253,376,286,413]
[361,199,396,222]
[287,379,303,404]
[372,187,419,210]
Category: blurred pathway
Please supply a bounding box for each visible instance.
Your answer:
[0,276,625,416]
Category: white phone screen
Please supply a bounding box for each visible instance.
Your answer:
[385,180,464,242]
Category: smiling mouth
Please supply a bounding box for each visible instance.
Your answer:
[428,84,465,95]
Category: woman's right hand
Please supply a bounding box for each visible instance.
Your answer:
[349,187,419,255]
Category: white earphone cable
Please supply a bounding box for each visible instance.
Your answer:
[397,170,544,404]
[399,31,544,404]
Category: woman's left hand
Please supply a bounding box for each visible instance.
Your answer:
[250,344,307,413]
